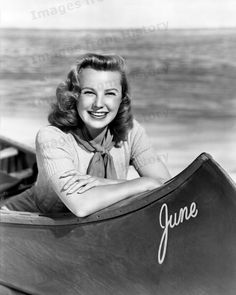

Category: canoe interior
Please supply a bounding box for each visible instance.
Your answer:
[0,153,236,295]
[0,136,37,197]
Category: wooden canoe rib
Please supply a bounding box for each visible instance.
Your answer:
[0,153,236,295]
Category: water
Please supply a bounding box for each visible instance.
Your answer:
[1,28,236,179]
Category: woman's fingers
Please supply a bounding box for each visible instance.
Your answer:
[77,180,98,194]
[61,175,79,192]
[61,174,91,192]
[66,177,95,195]
[66,182,83,195]
[60,170,90,179]
[59,170,77,179]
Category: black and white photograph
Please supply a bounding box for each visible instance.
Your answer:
[0,0,236,294]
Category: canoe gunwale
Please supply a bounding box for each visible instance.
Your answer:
[0,135,35,156]
[0,152,213,226]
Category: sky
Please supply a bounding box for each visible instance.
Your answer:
[1,0,236,29]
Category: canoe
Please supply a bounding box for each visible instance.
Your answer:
[0,135,37,197]
[0,153,236,295]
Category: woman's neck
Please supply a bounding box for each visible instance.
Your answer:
[84,125,108,140]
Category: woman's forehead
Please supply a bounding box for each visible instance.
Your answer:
[78,68,121,90]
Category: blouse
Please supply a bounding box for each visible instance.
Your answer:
[33,118,157,213]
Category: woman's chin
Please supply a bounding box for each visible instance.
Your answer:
[82,119,110,136]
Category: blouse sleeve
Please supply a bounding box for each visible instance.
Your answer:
[129,119,158,173]
[35,126,75,179]
[35,126,78,212]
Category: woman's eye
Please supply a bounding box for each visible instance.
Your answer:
[83,91,95,95]
[106,92,116,96]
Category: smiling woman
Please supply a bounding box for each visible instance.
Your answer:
[76,68,122,138]
[1,53,171,217]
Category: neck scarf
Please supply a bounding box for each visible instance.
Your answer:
[72,126,117,179]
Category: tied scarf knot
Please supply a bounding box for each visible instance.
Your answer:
[71,126,118,179]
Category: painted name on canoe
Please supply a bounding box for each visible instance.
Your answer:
[158,202,198,264]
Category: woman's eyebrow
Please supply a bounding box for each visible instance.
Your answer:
[81,87,119,92]
[81,87,95,91]
[105,88,119,92]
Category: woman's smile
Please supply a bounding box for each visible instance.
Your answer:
[88,111,109,119]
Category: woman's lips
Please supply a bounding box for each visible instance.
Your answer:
[88,111,108,119]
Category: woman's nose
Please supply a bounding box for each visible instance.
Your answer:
[93,93,104,108]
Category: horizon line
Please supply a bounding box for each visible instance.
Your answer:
[1,26,236,31]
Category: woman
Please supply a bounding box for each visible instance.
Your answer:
[1,53,171,217]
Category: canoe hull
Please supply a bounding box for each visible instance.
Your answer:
[0,153,236,294]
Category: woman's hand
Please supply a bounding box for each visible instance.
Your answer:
[59,170,124,195]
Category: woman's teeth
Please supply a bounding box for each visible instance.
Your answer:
[89,111,108,118]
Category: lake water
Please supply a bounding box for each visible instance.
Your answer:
[0,28,236,179]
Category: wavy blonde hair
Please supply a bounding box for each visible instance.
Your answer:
[48,53,133,147]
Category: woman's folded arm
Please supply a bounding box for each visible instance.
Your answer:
[36,127,170,217]
[51,173,160,217]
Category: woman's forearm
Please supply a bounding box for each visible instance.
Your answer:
[63,176,158,217]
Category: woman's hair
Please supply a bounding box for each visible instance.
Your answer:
[48,53,133,146]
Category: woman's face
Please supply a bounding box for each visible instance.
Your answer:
[77,68,122,138]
